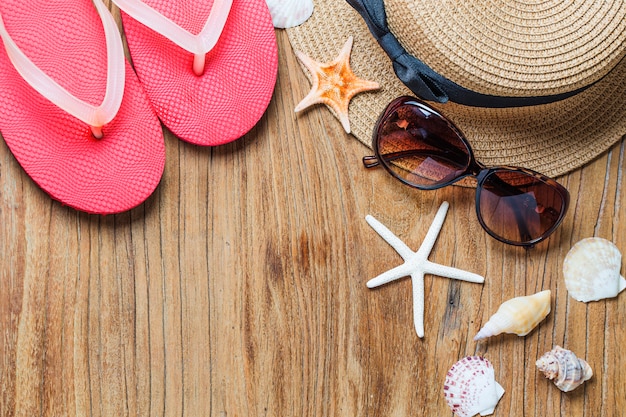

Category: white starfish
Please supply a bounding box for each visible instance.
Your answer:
[366,201,485,338]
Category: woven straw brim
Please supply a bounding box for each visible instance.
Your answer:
[387,0,626,97]
[287,0,626,178]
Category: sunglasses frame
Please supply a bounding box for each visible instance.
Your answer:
[364,96,570,247]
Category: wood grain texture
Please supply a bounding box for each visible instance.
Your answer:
[1,9,625,416]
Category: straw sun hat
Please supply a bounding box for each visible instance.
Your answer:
[287,0,626,178]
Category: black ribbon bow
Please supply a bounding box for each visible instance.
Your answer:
[346,0,587,107]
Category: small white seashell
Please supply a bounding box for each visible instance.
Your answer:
[443,356,505,417]
[473,290,551,341]
[563,237,626,302]
[536,346,593,392]
[265,0,314,28]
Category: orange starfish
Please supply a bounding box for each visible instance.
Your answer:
[294,36,380,133]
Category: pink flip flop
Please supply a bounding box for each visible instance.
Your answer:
[113,0,278,146]
[0,0,165,214]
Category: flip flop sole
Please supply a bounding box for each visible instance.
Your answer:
[0,0,165,214]
[121,0,278,146]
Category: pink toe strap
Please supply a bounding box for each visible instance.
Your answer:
[112,0,232,75]
[0,0,125,136]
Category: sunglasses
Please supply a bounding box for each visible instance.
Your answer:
[363,96,570,246]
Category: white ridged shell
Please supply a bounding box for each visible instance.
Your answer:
[536,346,593,392]
[443,356,505,417]
[265,0,313,28]
[563,237,626,302]
[473,290,551,341]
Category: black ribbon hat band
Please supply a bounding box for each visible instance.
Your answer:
[345,0,590,108]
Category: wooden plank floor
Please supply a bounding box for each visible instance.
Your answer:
[1,16,625,417]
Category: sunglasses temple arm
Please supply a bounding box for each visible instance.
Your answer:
[364,149,469,169]
[482,175,534,244]
[363,155,380,168]
[513,207,533,244]
[494,203,533,245]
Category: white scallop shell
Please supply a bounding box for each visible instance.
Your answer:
[265,0,313,28]
[536,346,593,392]
[443,356,505,417]
[473,290,551,341]
[563,237,626,302]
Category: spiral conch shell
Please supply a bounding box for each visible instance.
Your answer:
[443,356,505,417]
[536,346,593,392]
[473,290,551,341]
[563,237,626,302]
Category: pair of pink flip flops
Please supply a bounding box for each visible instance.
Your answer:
[0,0,278,214]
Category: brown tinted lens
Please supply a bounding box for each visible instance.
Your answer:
[478,169,566,244]
[376,99,471,188]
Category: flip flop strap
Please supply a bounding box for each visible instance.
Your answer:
[0,0,125,129]
[112,0,232,55]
